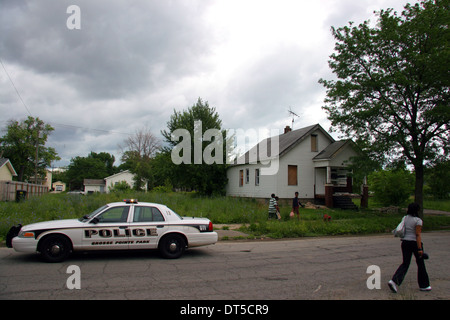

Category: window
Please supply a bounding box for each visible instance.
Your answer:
[311,134,318,152]
[245,169,250,184]
[288,165,298,186]
[133,206,165,222]
[255,169,260,186]
[239,170,244,187]
[96,206,130,223]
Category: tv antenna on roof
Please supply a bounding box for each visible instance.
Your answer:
[288,107,300,129]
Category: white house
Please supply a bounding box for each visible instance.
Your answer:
[83,170,146,194]
[105,170,147,192]
[83,179,106,194]
[226,124,361,208]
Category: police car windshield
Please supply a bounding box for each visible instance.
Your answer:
[79,205,108,222]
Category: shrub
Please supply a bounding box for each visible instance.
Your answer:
[369,169,414,206]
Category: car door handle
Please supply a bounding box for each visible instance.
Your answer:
[119,226,128,229]
[157,225,164,228]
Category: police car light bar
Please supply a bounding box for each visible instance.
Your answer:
[124,199,138,204]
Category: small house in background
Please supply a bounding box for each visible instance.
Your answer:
[0,158,17,181]
[83,170,146,194]
[0,158,48,201]
[226,124,364,209]
[83,179,106,194]
[105,170,145,192]
[51,180,67,193]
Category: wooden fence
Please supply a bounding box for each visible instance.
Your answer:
[0,180,48,201]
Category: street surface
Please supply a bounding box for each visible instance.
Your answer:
[0,231,449,300]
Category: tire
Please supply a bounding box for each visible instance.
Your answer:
[159,234,186,259]
[39,235,72,263]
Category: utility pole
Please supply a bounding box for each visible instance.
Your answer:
[34,128,40,184]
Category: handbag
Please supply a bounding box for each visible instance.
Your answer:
[393,216,407,238]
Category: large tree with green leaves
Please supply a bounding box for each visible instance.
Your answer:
[0,116,59,182]
[319,0,449,216]
[160,98,228,195]
[65,152,117,190]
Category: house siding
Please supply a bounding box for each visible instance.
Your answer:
[226,127,334,200]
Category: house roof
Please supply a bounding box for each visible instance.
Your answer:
[83,179,105,186]
[233,124,335,165]
[105,170,131,180]
[0,158,18,176]
[313,140,349,160]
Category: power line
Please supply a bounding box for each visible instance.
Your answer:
[0,57,32,117]
[48,121,132,136]
[1,58,134,137]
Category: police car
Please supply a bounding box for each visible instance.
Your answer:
[6,199,218,262]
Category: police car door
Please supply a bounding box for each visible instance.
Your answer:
[129,205,166,249]
[83,205,131,250]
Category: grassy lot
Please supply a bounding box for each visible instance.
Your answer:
[1,192,449,241]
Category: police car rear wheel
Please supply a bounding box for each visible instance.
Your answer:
[40,235,71,263]
[159,234,185,259]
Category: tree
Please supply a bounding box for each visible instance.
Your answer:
[160,98,228,195]
[319,0,449,216]
[425,158,450,199]
[369,168,414,207]
[120,127,161,190]
[0,116,59,182]
[65,152,117,190]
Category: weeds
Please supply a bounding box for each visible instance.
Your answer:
[1,192,449,240]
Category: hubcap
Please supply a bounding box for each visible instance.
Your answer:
[50,244,61,255]
[169,242,178,252]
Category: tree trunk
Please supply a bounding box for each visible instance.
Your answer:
[414,163,424,219]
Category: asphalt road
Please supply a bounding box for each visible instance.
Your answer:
[1,231,449,300]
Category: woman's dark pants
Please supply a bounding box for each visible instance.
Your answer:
[392,240,430,288]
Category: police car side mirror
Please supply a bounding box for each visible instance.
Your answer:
[90,217,99,224]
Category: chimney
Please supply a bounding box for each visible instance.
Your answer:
[284,126,292,134]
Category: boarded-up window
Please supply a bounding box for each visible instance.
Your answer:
[239,170,244,187]
[311,134,318,152]
[288,165,297,186]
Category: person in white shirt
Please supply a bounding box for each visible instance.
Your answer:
[388,203,431,293]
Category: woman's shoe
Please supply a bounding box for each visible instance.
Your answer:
[420,286,432,291]
[388,280,398,293]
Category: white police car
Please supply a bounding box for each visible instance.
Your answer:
[6,199,218,262]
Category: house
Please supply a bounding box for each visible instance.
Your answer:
[226,124,363,208]
[52,180,67,193]
[83,170,146,194]
[105,170,147,192]
[83,179,106,194]
[0,158,18,181]
[0,158,48,201]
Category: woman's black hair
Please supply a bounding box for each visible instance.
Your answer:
[407,202,420,217]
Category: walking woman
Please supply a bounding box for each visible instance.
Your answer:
[388,203,431,293]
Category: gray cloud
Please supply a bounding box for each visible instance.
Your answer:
[0,0,418,167]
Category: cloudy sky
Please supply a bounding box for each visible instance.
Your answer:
[0,0,418,167]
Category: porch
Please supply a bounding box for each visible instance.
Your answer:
[313,166,368,210]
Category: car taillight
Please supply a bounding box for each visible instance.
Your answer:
[208,221,213,232]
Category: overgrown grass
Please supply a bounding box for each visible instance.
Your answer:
[1,192,449,241]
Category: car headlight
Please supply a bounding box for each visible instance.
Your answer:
[18,231,35,238]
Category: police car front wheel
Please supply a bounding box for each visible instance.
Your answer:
[39,235,72,263]
[159,234,186,259]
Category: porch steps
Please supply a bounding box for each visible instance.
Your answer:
[332,196,359,210]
